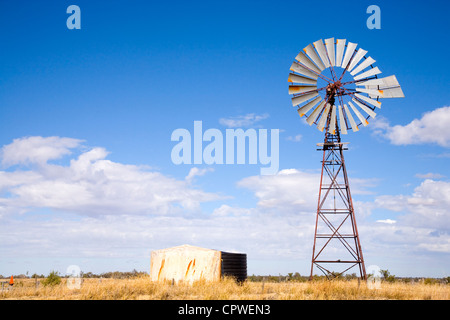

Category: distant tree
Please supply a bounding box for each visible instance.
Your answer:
[424,278,437,285]
[345,273,357,280]
[98,270,147,279]
[380,269,395,283]
[82,272,95,278]
[311,274,324,281]
[41,271,62,287]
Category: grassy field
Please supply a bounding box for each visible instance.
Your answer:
[1,276,449,300]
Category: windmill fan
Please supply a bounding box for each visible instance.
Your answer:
[288,38,404,134]
[288,38,404,280]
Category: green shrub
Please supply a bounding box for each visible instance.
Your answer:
[41,271,62,287]
[380,269,396,283]
[424,278,437,285]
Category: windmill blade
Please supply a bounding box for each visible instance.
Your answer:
[288,72,318,85]
[355,87,385,97]
[313,39,330,68]
[335,39,346,67]
[341,42,357,70]
[353,66,382,81]
[325,38,335,67]
[356,87,404,99]
[303,44,326,71]
[348,101,369,126]
[347,48,368,72]
[289,85,318,95]
[291,91,319,107]
[295,51,322,74]
[343,104,359,132]
[380,75,401,88]
[338,105,348,134]
[358,75,404,98]
[352,98,377,118]
[365,86,405,98]
[350,56,376,76]
[290,62,319,80]
[297,96,322,117]
[356,75,399,87]
[306,100,326,125]
[317,103,331,132]
[328,105,337,134]
[354,93,382,108]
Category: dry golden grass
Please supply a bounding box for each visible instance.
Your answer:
[1,276,448,300]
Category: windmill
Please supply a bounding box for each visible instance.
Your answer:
[288,38,404,280]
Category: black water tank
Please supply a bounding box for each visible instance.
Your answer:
[220,251,247,282]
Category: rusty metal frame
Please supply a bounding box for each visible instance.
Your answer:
[309,90,367,281]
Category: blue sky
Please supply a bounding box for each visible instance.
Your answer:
[0,0,449,278]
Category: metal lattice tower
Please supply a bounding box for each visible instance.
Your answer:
[309,104,366,280]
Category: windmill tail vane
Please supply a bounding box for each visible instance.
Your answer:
[288,37,404,280]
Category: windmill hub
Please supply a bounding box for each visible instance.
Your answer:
[327,81,341,93]
[326,82,341,106]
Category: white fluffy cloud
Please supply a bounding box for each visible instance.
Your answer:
[376,219,396,224]
[0,136,223,217]
[185,167,214,184]
[359,178,450,256]
[373,106,450,147]
[375,179,450,231]
[415,173,445,179]
[386,179,450,231]
[237,169,319,213]
[236,169,378,212]
[1,136,83,167]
